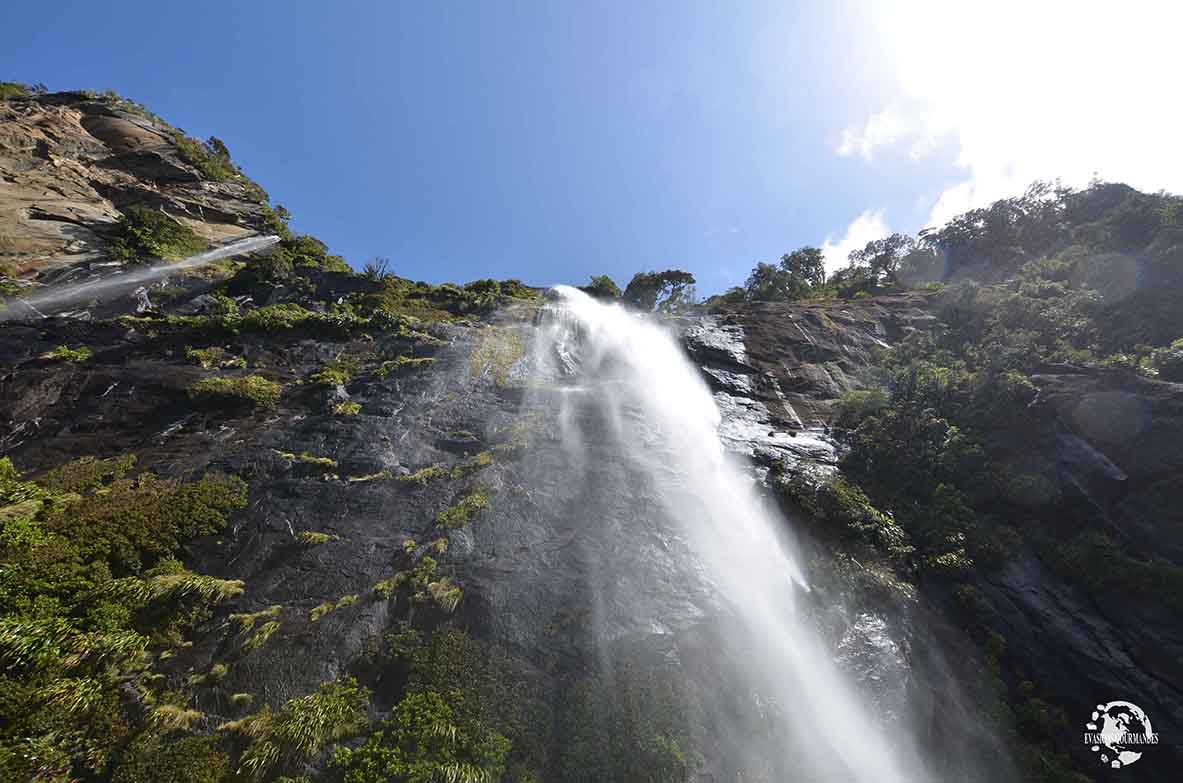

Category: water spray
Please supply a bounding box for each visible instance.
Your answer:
[0,234,281,321]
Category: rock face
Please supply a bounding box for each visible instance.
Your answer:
[3,91,1182,781]
[703,294,937,428]
[0,91,270,278]
[5,266,1183,778]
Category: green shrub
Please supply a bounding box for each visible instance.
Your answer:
[108,206,207,262]
[309,602,336,622]
[336,690,509,783]
[223,678,370,780]
[0,457,247,779]
[779,472,913,563]
[1150,337,1183,381]
[173,135,238,182]
[374,355,435,378]
[1050,531,1183,613]
[0,82,32,100]
[229,605,283,633]
[240,303,316,332]
[296,531,338,547]
[40,344,92,363]
[188,375,282,410]
[332,401,362,416]
[242,621,280,653]
[112,734,229,783]
[582,275,622,299]
[832,388,889,430]
[335,630,539,783]
[36,453,136,493]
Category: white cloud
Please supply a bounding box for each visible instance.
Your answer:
[836,106,908,160]
[841,0,1183,228]
[822,210,889,273]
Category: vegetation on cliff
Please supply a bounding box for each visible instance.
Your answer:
[771,181,1183,782]
[0,456,247,782]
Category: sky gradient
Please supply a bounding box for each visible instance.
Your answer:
[3,1,1178,293]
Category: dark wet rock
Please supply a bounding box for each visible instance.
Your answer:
[3,263,1181,779]
[974,550,1183,775]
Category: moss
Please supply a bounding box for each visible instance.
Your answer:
[295,530,339,547]
[185,345,245,369]
[273,450,338,469]
[188,375,282,410]
[374,355,436,378]
[311,355,359,387]
[240,303,317,331]
[231,692,255,709]
[347,469,396,483]
[242,620,280,653]
[399,464,449,486]
[229,605,283,633]
[469,326,526,386]
[335,594,359,610]
[332,400,362,416]
[436,485,493,530]
[40,344,92,363]
[455,451,494,475]
[309,601,336,622]
[108,206,208,262]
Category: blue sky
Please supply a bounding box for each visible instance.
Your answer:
[4,1,1177,293]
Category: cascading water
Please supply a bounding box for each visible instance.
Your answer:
[531,285,928,781]
[0,234,282,320]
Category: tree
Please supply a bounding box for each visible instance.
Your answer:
[848,233,916,286]
[743,262,788,301]
[622,270,696,311]
[780,246,826,290]
[740,246,826,302]
[582,275,621,300]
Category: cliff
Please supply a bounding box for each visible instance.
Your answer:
[2,87,1181,782]
[1,90,274,282]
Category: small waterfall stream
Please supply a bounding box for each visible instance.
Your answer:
[0,234,281,320]
[531,285,926,781]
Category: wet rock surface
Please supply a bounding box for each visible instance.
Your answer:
[3,275,1182,778]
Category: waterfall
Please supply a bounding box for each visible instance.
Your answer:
[0,234,282,320]
[531,285,926,782]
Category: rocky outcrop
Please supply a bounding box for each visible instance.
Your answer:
[702,293,937,428]
[0,91,271,279]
